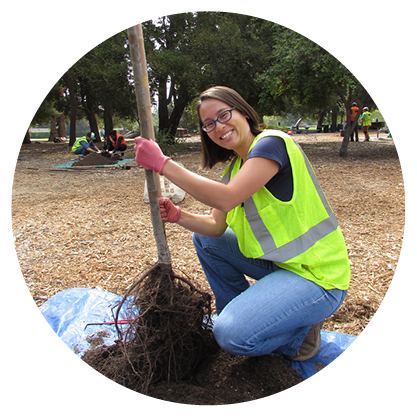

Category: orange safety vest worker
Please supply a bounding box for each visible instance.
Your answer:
[109,132,126,147]
[350,105,359,121]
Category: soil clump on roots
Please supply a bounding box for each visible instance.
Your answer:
[82,262,304,404]
[83,263,214,395]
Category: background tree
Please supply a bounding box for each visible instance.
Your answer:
[83,30,136,137]
[63,69,77,147]
[258,27,373,156]
[142,12,275,141]
[143,13,204,140]
[28,12,377,157]
[30,82,62,142]
[193,12,275,116]
[60,31,136,146]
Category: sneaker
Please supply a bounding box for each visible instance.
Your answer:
[286,321,324,362]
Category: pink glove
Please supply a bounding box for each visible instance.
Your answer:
[134,136,171,174]
[159,197,181,223]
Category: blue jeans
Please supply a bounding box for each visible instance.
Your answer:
[193,229,347,357]
[73,146,89,156]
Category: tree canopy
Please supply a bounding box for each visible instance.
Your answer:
[30,12,375,156]
[142,12,275,139]
[256,27,374,156]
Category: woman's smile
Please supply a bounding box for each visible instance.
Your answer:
[220,130,233,140]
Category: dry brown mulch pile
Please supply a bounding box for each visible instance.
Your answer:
[11,132,404,404]
[72,152,120,166]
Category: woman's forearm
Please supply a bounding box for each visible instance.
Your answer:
[162,160,229,210]
[161,157,279,213]
[177,209,227,238]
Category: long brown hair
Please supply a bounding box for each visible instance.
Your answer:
[197,86,265,168]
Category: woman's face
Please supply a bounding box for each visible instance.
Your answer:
[199,98,255,157]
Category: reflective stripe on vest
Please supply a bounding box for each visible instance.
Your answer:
[350,106,359,121]
[72,136,91,152]
[363,111,371,126]
[221,135,339,263]
[110,133,126,147]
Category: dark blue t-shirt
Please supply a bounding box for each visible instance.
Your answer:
[246,136,293,202]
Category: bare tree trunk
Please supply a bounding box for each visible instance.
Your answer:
[168,104,186,138]
[103,104,113,147]
[339,104,361,157]
[85,110,101,143]
[65,69,77,149]
[128,24,171,265]
[339,125,350,157]
[58,87,67,139]
[331,105,338,132]
[82,94,101,142]
[89,113,101,143]
[158,81,169,133]
[317,110,325,131]
[338,87,353,158]
[57,114,66,138]
[49,116,58,142]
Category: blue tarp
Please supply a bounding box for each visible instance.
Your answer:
[54,158,134,168]
[39,288,356,379]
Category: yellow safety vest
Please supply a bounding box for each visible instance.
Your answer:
[71,136,92,153]
[221,130,350,290]
[362,111,372,126]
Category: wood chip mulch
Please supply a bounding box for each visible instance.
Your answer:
[12,132,404,337]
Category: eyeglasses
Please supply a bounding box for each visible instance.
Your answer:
[200,108,236,133]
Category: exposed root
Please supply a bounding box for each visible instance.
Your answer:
[82,262,215,394]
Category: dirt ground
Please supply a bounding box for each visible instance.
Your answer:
[11,131,404,404]
[145,347,305,404]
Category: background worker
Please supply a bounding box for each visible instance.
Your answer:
[350,102,359,142]
[106,130,127,159]
[134,86,350,362]
[361,107,372,141]
[71,132,101,156]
